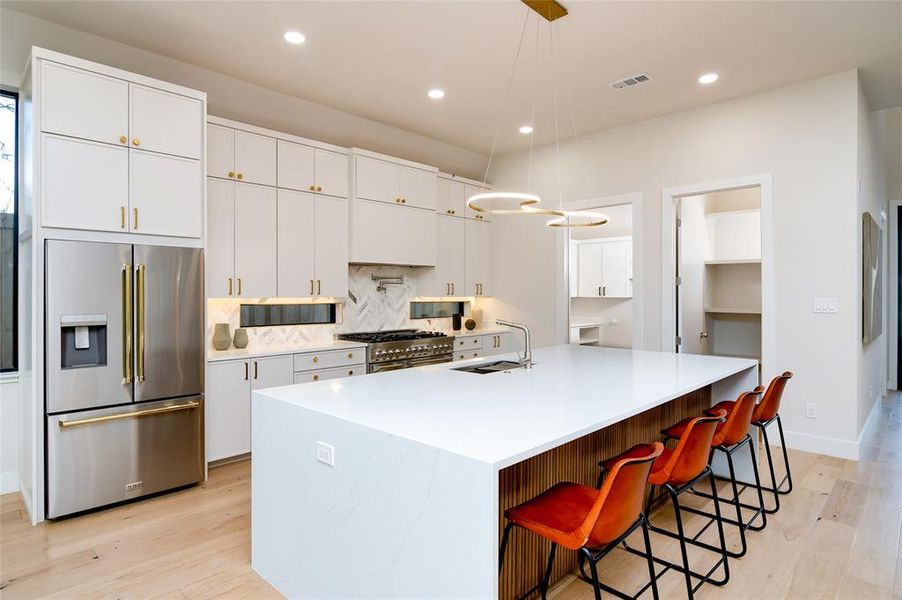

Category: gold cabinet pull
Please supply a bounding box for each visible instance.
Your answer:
[309,185,316,191]
[237,278,242,295]
[316,279,322,295]
[236,173,244,180]
[348,370,354,376]
[401,198,407,204]
[227,277,233,296]
[348,352,354,359]
[316,186,322,192]
[451,282,455,295]
[59,401,199,428]
[133,207,139,230]
[132,138,140,146]
[228,171,235,178]
[313,374,319,381]
[312,356,319,363]
[136,264,146,383]
[122,263,133,385]
[244,362,249,380]
[120,206,126,229]
[119,136,127,144]
[310,279,314,295]
[254,361,258,379]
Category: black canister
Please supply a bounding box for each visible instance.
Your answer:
[452,313,462,331]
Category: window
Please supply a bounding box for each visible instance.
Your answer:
[1,90,17,372]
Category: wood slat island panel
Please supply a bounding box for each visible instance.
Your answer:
[498,386,711,600]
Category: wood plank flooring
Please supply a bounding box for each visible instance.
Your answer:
[2,393,901,599]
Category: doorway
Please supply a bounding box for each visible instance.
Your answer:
[675,187,762,360]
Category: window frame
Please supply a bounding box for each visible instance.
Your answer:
[1,88,18,373]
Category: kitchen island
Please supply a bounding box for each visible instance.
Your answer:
[251,345,757,599]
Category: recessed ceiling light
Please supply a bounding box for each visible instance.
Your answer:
[428,89,445,100]
[698,73,719,85]
[284,31,306,45]
[519,125,534,134]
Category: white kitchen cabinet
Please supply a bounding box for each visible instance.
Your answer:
[276,189,316,296]
[314,196,349,297]
[41,60,129,147]
[293,348,364,372]
[575,238,632,298]
[129,150,202,238]
[464,183,491,221]
[207,178,235,297]
[294,365,365,383]
[207,123,235,179]
[465,219,492,296]
[483,332,512,355]
[234,183,278,297]
[206,360,252,462]
[277,140,315,192]
[250,355,294,390]
[41,134,129,233]
[429,214,466,296]
[454,335,483,352]
[129,84,202,159]
[399,165,437,210]
[351,199,436,266]
[355,155,436,210]
[577,243,604,297]
[235,130,277,186]
[437,177,466,217]
[601,240,628,297]
[315,149,349,199]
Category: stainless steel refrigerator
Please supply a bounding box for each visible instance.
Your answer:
[45,240,204,518]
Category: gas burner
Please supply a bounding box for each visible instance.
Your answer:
[336,330,454,372]
[337,329,448,344]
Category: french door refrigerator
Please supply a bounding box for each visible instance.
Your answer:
[45,240,204,518]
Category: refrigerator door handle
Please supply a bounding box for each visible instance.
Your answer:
[136,263,146,384]
[122,263,133,385]
[58,400,200,428]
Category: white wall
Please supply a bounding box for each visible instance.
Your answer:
[0,8,487,180]
[1,377,18,493]
[490,70,868,458]
[878,107,902,390]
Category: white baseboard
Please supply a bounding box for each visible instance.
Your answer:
[779,430,859,460]
[1,470,19,495]
[857,394,882,451]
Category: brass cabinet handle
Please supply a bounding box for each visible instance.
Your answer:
[244,362,249,380]
[132,137,140,146]
[348,352,354,359]
[316,186,322,192]
[348,370,354,376]
[401,198,407,204]
[446,283,450,295]
[254,361,258,379]
[317,280,322,295]
[120,206,126,229]
[313,374,319,381]
[227,278,233,296]
[312,356,319,363]
[136,264,146,384]
[309,185,316,191]
[133,207,139,230]
[122,263,133,385]
[59,401,199,428]
[310,279,314,295]
[236,173,244,180]
[119,136,127,144]
[451,282,455,295]
[237,278,242,295]
[228,171,235,179]
[473,338,478,344]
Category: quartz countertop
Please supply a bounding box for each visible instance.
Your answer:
[254,344,757,468]
[207,339,367,363]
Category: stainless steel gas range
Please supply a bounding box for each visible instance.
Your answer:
[336,329,455,373]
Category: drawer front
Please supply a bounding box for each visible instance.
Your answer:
[294,348,364,372]
[454,350,482,362]
[483,333,510,353]
[455,335,483,351]
[294,364,365,383]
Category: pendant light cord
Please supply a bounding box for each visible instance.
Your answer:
[550,22,564,212]
[526,14,540,194]
[480,7,531,190]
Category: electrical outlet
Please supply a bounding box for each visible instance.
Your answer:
[805,402,818,419]
[316,441,335,467]
[812,298,838,314]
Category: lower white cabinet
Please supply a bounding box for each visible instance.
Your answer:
[452,332,510,361]
[207,355,294,462]
[294,365,365,383]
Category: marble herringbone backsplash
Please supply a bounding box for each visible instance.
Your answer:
[207,265,497,350]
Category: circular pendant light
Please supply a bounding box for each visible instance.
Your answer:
[466,192,541,215]
[546,211,609,228]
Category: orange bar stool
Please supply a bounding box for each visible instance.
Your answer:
[602,413,731,600]
[662,387,767,559]
[499,443,663,600]
[707,372,794,513]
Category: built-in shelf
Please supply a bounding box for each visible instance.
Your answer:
[704,306,762,315]
[704,258,761,265]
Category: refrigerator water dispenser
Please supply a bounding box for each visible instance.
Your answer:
[60,314,108,369]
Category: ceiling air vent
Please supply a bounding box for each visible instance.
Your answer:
[609,73,651,90]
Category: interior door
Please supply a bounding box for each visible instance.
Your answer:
[677,196,709,354]
[129,84,202,159]
[129,150,202,238]
[314,196,349,297]
[206,178,235,298]
[45,240,134,413]
[234,183,278,297]
[133,245,204,402]
[314,149,349,198]
[277,189,315,296]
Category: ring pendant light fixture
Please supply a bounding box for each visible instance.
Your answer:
[466,0,608,228]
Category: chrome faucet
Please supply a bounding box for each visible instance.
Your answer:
[496,319,532,369]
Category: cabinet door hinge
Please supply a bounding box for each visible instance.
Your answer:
[675,276,682,286]
[675,335,682,346]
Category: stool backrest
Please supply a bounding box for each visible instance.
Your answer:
[585,442,663,547]
[719,386,765,446]
[661,413,725,485]
[753,371,793,423]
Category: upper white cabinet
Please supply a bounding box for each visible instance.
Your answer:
[574,238,632,298]
[41,61,129,147]
[207,178,236,298]
[437,177,466,217]
[354,155,437,210]
[129,84,202,159]
[465,220,492,296]
[207,124,277,186]
[352,199,436,266]
[430,214,466,296]
[464,183,491,221]
[277,141,349,198]
[36,54,206,240]
[234,183,278,297]
[313,196,349,297]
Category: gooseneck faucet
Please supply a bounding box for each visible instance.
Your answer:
[496,319,532,369]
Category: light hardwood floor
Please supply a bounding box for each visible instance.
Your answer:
[2,394,901,599]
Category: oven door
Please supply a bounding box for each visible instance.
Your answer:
[368,360,409,374]
[408,355,453,369]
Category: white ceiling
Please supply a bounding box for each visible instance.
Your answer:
[6,1,901,155]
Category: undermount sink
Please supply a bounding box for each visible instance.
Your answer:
[452,360,523,374]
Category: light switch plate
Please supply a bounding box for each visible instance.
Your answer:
[812,298,838,314]
[316,441,335,467]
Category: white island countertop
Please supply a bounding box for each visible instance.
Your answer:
[256,344,756,469]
